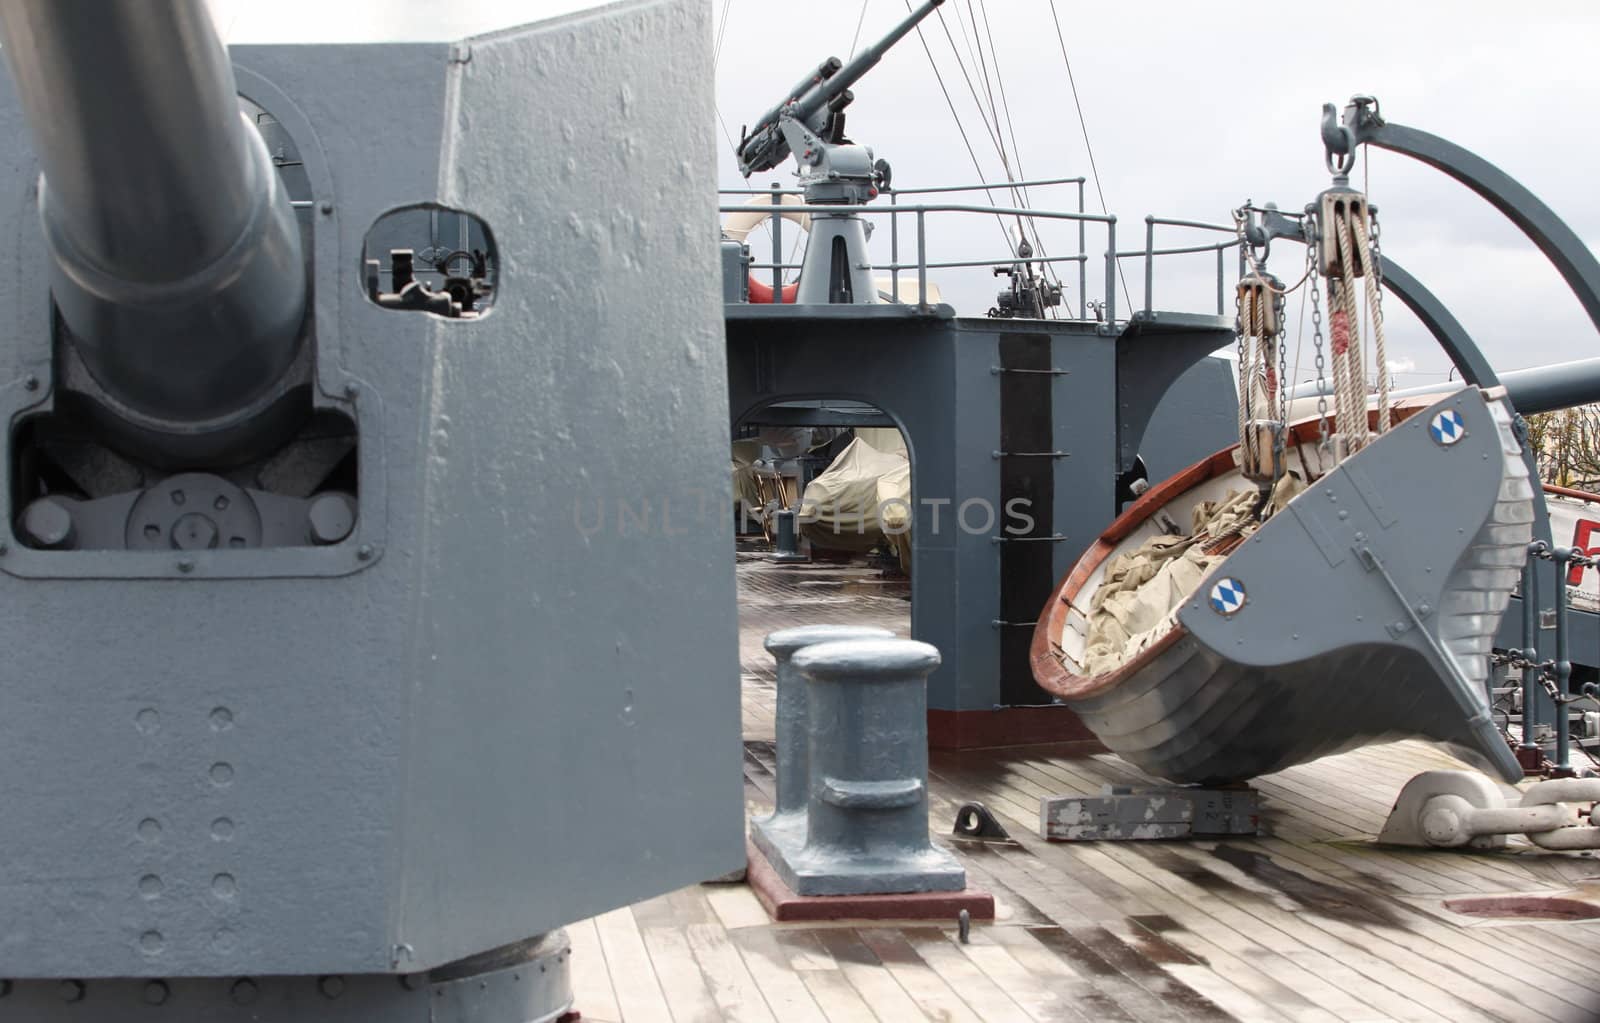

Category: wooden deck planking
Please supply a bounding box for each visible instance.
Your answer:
[926,768,1330,1022]
[812,928,939,1022]
[1252,840,1600,992]
[856,927,989,1023]
[934,752,1504,1023]
[940,748,1597,1023]
[975,751,1599,1022]
[732,929,834,1023]
[564,553,1600,1022]
[568,915,624,1023]
[1244,839,1600,998]
[593,906,675,1023]
[933,762,1450,1023]
[641,922,730,1023]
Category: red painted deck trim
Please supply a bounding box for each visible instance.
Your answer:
[745,838,995,923]
[926,707,1100,750]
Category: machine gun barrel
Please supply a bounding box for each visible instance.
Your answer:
[737,0,943,175]
[0,0,307,430]
[788,0,943,128]
[743,58,843,152]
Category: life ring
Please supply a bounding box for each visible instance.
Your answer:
[724,193,810,304]
[747,275,800,304]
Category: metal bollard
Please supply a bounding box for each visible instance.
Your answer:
[771,637,966,896]
[772,508,807,562]
[751,625,895,868]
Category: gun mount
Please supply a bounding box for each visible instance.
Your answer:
[0,2,741,1020]
[735,0,943,177]
[733,0,942,304]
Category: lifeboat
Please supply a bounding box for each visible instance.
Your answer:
[1031,387,1532,784]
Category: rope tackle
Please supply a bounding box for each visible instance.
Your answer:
[1305,184,1391,458]
[1231,205,1291,491]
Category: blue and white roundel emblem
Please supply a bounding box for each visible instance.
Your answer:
[1209,577,1246,616]
[1429,408,1465,446]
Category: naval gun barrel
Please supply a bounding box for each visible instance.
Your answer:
[742,57,845,153]
[738,0,944,174]
[0,0,307,434]
[787,0,943,131]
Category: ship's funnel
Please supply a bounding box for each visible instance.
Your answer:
[0,0,306,437]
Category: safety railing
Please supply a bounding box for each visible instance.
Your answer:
[721,178,1249,323]
[1500,542,1600,776]
[1116,216,1244,317]
[889,178,1088,319]
[721,191,1112,319]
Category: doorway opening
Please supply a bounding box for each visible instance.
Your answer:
[731,399,913,743]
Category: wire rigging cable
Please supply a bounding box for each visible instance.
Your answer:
[713,0,733,68]
[712,0,743,175]
[974,0,1062,298]
[902,0,1014,248]
[713,0,772,260]
[930,5,1008,171]
[915,2,1059,279]
[848,0,871,59]
[934,2,1062,299]
[1046,0,1131,315]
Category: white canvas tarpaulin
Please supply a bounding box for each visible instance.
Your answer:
[878,458,912,572]
[798,435,908,554]
[1082,476,1302,676]
[854,426,908,459]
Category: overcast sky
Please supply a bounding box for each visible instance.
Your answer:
[215,0,1600,384]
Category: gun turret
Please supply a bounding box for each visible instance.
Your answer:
[737,0,944,176]
[0,0,307,456]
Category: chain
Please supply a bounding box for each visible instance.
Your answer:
[1274,287,1289,478]
[1529,545,1600,570]
[1489,651,1593,705]
[1491,650,1547,670]
[1306,237,1330,446]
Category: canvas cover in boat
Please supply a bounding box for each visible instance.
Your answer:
[854,426,907,459]
[799,435,909,553]
[1083,475,1302,676]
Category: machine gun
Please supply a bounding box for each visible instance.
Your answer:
[736,0,943,177]
[734,0,944,305]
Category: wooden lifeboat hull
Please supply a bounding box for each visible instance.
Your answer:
[1032,389,1531,785]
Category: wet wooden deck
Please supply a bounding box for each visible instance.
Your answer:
[573,550,1600,1022]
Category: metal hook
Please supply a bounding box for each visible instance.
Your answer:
[1321,102,1357,179]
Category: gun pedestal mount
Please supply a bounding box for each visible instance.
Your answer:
[0,1,742,1020]
[735,0,944,305]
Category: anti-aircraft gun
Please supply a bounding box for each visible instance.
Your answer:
[0,2,739,1020]
[735,0,944,304]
